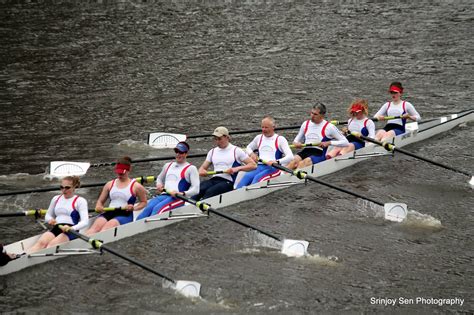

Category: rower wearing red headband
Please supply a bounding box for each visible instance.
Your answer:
[327,99,376,158]
[374,82,421,141]
[85,156,148,235]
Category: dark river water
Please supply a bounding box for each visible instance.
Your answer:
[0,0,473,313]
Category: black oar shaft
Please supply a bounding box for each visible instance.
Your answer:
[174,194,282,242]
[267,162,384,207]
[355,133,471,177]
[66,229,176,284]
[186,126,300,139]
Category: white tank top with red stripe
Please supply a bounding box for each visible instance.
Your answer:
[109,178,137,208]
[45,194,89,230]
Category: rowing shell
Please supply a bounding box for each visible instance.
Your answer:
[1,110,472,275]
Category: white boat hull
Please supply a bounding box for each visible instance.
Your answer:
[1,110,472,275]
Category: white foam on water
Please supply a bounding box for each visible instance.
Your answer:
[401,210,443,230]
[299,253,341,267]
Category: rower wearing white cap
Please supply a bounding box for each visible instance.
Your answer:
[236,116,294,189]
[327,99,376,158]
[192,126,257,201]
[137,141,199,219]
[287,102,348,169]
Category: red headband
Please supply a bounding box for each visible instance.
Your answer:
[114,163,131,174]
[351,104,364,113]
[389,85,403,93]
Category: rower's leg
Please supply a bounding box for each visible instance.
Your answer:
[297,157,313,169]
[236,167,262,189]
[339,143,356,155]
[46,233,70,248]
[101,218,121,231]
[27,231,55,254]
[326,147,342,159]
[381,130,396,142]
[286,155,302,170]
[201,180,233,200]
[85,217,108,236]
[375,129,388,141]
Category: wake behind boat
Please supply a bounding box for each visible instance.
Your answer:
[1,109,472,277]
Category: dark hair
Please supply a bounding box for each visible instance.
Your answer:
[312,102,327,115]
[62,176,81,189]
[117,156,132,165]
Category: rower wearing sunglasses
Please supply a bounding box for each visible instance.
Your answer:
[374,81,421,141]
[85,156,148,235]
[27,176,89,253]
[136,142,199,219]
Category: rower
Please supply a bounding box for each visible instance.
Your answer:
[235,116,293,189]
[327,99,376,158]
[27,176,89,253]
[85,156,148,235]
[192,127,257,201]
[137,142,199,219]
[374,81,421,141]
[287,102,348,169]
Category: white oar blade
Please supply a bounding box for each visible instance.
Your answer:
[384,203,408,222]
[174,280,201,298]
[148,132,187,149]
[281,239,309,257]
[469,176,474,187]
[50,161,91,177]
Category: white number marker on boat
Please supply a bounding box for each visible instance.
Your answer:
[281,239,309,257]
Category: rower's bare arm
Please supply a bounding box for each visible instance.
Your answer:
[249,152,259,162]
[293,142,303,149]
[95,182,111,212]
[235,157,257,173]
[198,160,211,177]
[133,184,148,211]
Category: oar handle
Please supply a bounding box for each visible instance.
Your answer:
[206,170,227,175]
[374,115,403,121]
[289,143,321,149]
[170,191,282,242]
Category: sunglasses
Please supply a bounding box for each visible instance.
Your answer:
[60,186,72,190]
[174,150,186,154]
[389,91,400,95]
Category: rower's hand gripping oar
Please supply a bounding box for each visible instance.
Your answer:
[61,226,201,298]
[0,176,156,197]
[0,207,127,218]
[260,159,408,222]
[350,132,474,186]
[166,190,309,257]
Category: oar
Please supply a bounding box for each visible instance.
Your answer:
[260,159,408,222]
[289,143,321,149]
[0,207,126,218]
[61,227,201,298]
[206,170,229,175]
[329,116,404,126]
[350,132,474,186]
[50,154,208,176]
[0,176,156,197]
[167,190,308,257]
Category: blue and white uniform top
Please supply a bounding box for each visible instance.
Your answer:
[109,178,137,208]
[207,143,250,182]
[294,119,349,147]
[157,161,199,196]
[246,133,294,165]
[347,117,376,138]
[45,194,89,231]
[374,101,421,128]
